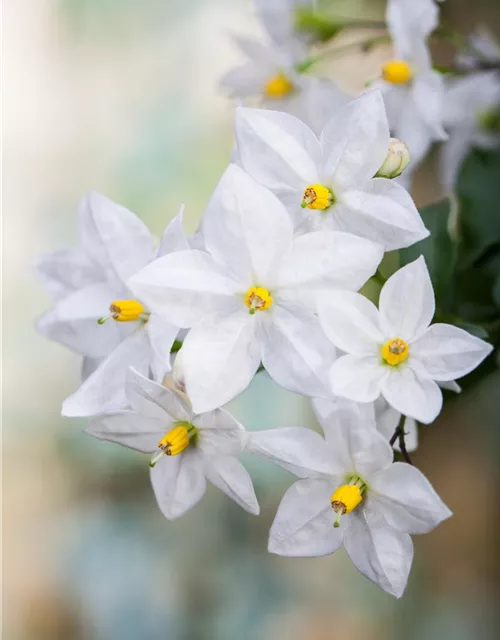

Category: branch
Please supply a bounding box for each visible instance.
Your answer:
[389,415,413,465]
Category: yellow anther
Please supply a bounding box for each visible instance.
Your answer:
[382,60,413,85]
[382,337,409,366]
[98,300,145,324]
[301,184,333,210]
[264,73,294,99]
[331,484,363,527]
[244,286,273,314]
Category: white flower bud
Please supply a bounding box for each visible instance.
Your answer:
[376,138,410,179]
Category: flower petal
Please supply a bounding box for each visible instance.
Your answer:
[330,355,384,403]
[379,256,435,341]
[175,308,261,413]
[145,314,179,381]
[268,478,344,557]
[86,410,163,453]
[36,248,101,301]
[127,368,191,423]
[370,462,452,534]
[386,0,439,57]
[247,427,337,478]
[156,206,190,257]
[343,506,413,598]
[62,330,150,417]
[374,398,419,453]
[78,191,154,284]
[337,178,429,250]
[235,106,322,192]
[261,302,336,399]
[150,449,207,520]
[381,367,442,424]
[203,455,260,515]
[411,323,493,381]
[202,164,293,284]
[128,250,242,328]
[321,90,390,190]
[318,291,383,355]
[220,62,270,99]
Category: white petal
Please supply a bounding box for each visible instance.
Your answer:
[81,356,102,381]
[411,324,493,381]
[145,314,179,381]
[381,367,442,424]
[439,128,473,193]
[204,455,260,515]
[412,73,447,141]
[373,398,419,452]
[78,191,154,284]
[220,62,269,99]
[291,75,350,136]
[36,248,101,300]
[175,308,261,413]
[370,462,452,534]
[150,449,207,520]
[348,425,394,479]
[379,256,435,341]
[196,420,247,457]
[156,206,190,257]
[235,106,322,192]
[343,506,413,598]
[439,380,461,393]
[128,250,242,328]
[202,164,293,284]
[274,230,383,297]
[62,330,150,417]
[330,355,384,403]
[247,427,337,478]
[86,410,163,453]
[337,178,429,251]
[318,291,383,355]
[321,90,390,190]
[386,0,438,56]
[127,367,192,422]
[268,478,345,557]
[261,302,336,399]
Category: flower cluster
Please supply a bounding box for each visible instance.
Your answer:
[37,0,497,599]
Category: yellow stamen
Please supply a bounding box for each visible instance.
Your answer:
[244,286,273,314]
[264,73,294,99]
[331,484,363,527]
[301,184,333,210]
[150,422,197,467]
[382,60,413,85]
[382,337,409,366]
[98,300,145,324]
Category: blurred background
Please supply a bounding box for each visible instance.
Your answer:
[3,1,500,638]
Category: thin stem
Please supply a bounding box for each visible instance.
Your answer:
[389,415,413,465]
[299,34,390,72]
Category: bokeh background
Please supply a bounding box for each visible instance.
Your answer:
[3,1,500,638]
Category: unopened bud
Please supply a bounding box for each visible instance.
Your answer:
[375,138,410,179]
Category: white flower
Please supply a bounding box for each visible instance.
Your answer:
[235,91,428,249]
[440,72,500,191]
[263,397,451,598]
[253,0,317,48]
[455,27,500,70]
[377,0,447,182]
[318,256,493,424]
[128,164,383,413]
[37,192,188,416]
[221,34,348,135]
[87,368,259,519]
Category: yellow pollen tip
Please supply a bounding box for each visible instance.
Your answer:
[108,300,145,322]
[157,424,192,457]
[301,184,333,210]
[382,337,409,366]
[264,73,294,99]
[244,286,273,313]
[331,484,363,518]
[382,60,413,85]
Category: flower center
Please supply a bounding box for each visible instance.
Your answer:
[244,286,273,314]
[149,422,198,467]
[382,60,413,85]
[301,184,333,210]
[264,73,294,99]
[331,479,365,528]
[382,337,409,366]
[98,300,148,324]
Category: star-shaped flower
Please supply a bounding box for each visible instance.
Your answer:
[87,368,259,519]
[260,397,451,598]
[37,193,187,416]
[128,164,383,413]
[318,256,493,423]
[234,91,428,249]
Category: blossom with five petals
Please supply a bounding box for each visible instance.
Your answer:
[128,164,383,413]
[318,256,493,423]
[235,91,429,249]
[87,368,259,519]
[264,397,451,598]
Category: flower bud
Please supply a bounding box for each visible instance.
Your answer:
[375,138,411,179]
